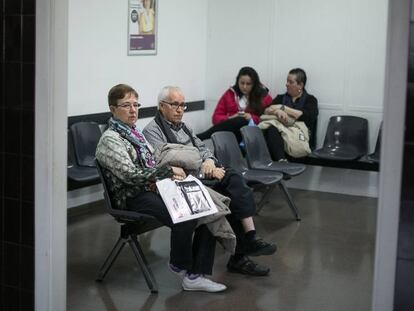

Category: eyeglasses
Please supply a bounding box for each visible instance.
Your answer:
[161,100,188,111]
[116,102,142,110]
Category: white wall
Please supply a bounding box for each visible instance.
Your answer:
[206,0,387,151]
[67,0,387,208]
[68,0,210,133]
[69,0,387,148]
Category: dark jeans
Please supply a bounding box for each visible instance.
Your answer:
[126,191,216,275]
[263,126,286,161]
[197,117,248,142]
[212,167,256,255]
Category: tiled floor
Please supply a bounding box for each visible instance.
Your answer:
[67,188,377,311]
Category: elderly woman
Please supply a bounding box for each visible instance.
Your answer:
[263,68,318,161]
[197,66,272,142]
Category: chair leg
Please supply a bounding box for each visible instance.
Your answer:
[255,185,275,214]
[278,181,301,221]
[129,235,159,294]
[96,237,127,282]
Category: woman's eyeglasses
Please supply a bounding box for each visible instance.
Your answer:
[117,102,142,110]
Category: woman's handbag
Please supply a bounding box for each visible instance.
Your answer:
[258,115,311,158]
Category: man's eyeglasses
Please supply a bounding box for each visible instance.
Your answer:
[116,102,142,110]
[161,100,188,111]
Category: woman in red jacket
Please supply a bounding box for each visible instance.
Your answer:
[197,67,272,142]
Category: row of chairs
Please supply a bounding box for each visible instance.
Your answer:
[212,128,306,218]
[70,116,381,293]
[312,115,381,164]
[67,122,102,187]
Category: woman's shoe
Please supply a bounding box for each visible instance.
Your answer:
[182,276,227,292]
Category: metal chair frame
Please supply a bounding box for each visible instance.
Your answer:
[211,131,300,220]
[95,160,163,293]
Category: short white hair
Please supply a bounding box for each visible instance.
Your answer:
[157,86,184,108]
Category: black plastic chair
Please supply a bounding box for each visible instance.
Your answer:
[71,121,102,167]
[365,123,381,164]
[67,129,100,184]
[312,116,369,161]
[211,131,300,220]
[240,126,306,177]
[95,160,163,293]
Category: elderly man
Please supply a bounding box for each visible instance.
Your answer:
[143,86,277,276]
[96,84,226,292]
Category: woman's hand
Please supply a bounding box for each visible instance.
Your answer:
[264,105,280,115]
[275,109,290,125]
[243,113,252,121]
[171,166,186,180]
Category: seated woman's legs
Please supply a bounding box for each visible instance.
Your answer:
[126,192,226,292]
[264,126,286,161]
[197,117,248,142]
[125,192,214,275]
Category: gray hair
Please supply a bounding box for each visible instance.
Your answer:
[289,68,307,87]
[157,86,184,108]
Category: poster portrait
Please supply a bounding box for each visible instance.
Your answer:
[128,0,157,55]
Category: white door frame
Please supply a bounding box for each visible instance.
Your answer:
[372,0,410,310]
[35,0,68,310]
[34,0,410,310]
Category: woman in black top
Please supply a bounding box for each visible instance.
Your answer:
[263,68,318,160]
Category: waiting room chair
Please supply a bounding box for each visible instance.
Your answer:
[67,129,100,184]
[95,160,163,293]
[312,116,369,161]
[240,126,307,177]
[365,123,381,164]
[211,131,300,220]
[70,121,102,167]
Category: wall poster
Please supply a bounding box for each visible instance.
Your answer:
[128,0,157,55]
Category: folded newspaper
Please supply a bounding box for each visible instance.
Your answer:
[156,175,218,224]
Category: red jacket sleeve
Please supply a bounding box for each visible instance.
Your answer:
[212,89,238,125]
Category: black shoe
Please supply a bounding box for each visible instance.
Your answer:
[227,256,270,276]
[244,237,277,256]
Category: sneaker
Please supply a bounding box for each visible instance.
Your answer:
[227,256,270,276]
[182,276,227,293]
[244,237,277,256]
[168,262,186,279]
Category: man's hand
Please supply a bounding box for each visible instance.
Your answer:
[200,159,216,179]
[171,166,186,180]
[212,167,226,181]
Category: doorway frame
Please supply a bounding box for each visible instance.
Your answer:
[34,0,409,310]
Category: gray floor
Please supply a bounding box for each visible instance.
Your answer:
[67,188,377,311]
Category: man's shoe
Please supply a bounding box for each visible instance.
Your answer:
[227,256,270,276]
[182,276,227,292]
[244,237,277,256]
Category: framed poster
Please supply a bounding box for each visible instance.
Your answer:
[128,0,157,55]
